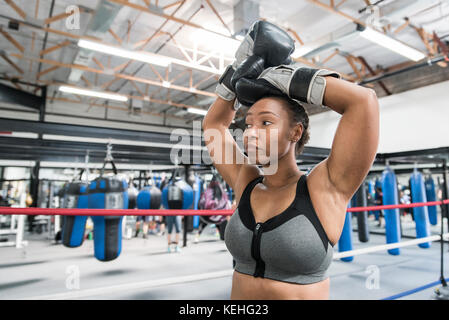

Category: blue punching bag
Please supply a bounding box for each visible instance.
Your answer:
[154,176,162,189]
[338,203,353,262]
[381,167,401,255]
[162,177,194,210]
[137,185,162,210]
[424,175,438,226]
[88,176,128,262]
[61,181,89,248]
[409,169,431,248]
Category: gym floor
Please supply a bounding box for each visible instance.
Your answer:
[0,217,447,300]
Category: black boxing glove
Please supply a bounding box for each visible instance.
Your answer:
[215,20,295,107]
[235,64,341,107]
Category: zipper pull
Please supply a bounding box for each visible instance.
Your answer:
[255,223,262,232]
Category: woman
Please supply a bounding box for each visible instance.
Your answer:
[203,24,379,299]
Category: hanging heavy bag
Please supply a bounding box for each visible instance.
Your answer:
[88,160,128,262]
[424,174,438,226]
[137,181,162,210]
[354,182,370,243]
[409,169,431,248]
[127,183,139,210]
[382,167,401,256]
[162,170,194,210]
[61,170,89,248]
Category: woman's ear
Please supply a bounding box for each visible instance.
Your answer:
[290,123,303,142]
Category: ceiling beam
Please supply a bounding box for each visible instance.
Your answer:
[8,52,217,99]
[0,51,23,74]
[204,0,233,36]
[106,0,233,39]
[307,0,367,27]
[39,40,72,56]
[0,26,25,53]
[4,0,26,19]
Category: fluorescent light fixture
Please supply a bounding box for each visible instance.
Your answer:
[187,108,207,116]
[59,86,128,102]
[78,39,172,67]
[191,29,240,56]
[357,25,426,62]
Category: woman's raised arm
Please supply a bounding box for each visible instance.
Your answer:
[323,77,380,200]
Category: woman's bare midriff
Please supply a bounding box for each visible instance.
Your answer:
[231,270,330,300]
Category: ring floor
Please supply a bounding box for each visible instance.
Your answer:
[0,217,448,300]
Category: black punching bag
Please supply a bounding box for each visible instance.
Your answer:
[128,184,138,209]
[355,182,370,243]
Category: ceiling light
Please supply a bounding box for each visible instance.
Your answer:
[190,29,240,55]
[162,81,171,88]
[78,39,172,67]
[357,24,426,62]
[59,86,128,102]
[187,108,207,116]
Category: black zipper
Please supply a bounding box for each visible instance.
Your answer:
[251,223,265,278]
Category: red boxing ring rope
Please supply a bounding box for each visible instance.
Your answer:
[0,199,448,216]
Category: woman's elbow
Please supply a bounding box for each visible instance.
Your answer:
[365,88,379,108]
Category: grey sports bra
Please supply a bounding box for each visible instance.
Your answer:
[224,174,334,285]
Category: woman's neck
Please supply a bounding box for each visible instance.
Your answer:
[262,150,302,188]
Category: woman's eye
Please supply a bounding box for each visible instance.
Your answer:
[262,121,272,126]
[245,124,252,129]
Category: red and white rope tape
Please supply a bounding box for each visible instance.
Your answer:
[0,199,448,216]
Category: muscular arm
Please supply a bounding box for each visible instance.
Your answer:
[322,77,380,200]
[202,98,260,191]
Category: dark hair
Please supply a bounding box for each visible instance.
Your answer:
[274,96,310,156]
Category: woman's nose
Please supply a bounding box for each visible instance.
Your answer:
[245,127,259,139]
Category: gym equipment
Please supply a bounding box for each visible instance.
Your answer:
[354,183,370,243]
[61,180,88,248]
[409,169,431,248]
[136,182,162,210]
[127,183,138,209]
[162,170,194,210]
[382,166,401,255]
[338,203,354,262]
[424,175,438,226]
[88,146,128,262]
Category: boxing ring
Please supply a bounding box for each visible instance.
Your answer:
[1,198,449,300]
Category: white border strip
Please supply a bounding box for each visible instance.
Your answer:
[333,233,449,259]
[21,269,233,300]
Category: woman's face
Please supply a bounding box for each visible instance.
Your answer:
[243,97,302,166]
